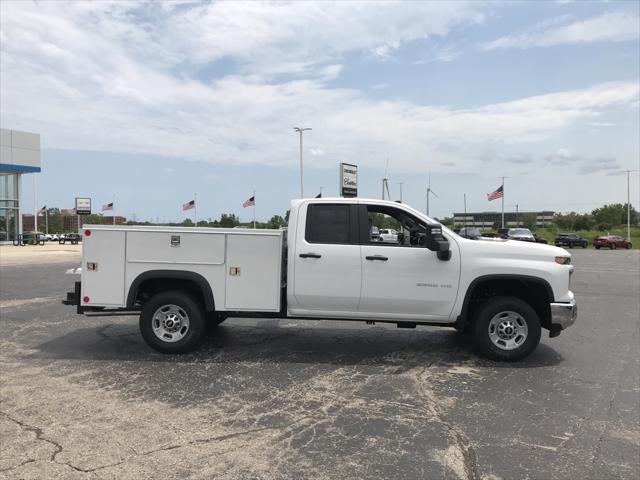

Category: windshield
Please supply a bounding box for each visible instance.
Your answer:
[510,229,532,235]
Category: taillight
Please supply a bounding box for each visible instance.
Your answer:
[555,256,571,265]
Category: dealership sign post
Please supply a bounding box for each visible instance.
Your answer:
[75,197,91,232]
[340,163,358,197]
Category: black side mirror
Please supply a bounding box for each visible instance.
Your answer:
[426,225,451,260]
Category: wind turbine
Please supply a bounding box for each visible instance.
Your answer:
[426,173,438,216]
[381,158,391,200]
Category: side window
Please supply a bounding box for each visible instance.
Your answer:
[366,205,427,247]
[305,204,351,244]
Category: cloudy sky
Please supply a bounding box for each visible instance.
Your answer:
[1,0,639,222]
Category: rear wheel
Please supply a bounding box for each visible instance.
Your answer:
[626,243,632,249]
[472,296,541,361]
[582,242,587,248]
[610,244,616,250]
[595,245,600,249]
[139,291,206,353]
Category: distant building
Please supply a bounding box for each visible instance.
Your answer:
[453,211,555,228]
[1,129,41,242]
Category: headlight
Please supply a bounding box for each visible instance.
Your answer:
[555,256,571,265]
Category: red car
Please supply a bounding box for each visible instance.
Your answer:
[593,235,632,250]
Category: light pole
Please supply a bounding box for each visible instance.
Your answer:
[293,127,312,198]
[398,182,403,202]
[626,170,637,242]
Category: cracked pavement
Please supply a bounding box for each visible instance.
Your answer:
[0,249,638,479]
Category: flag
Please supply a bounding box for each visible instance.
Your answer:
[486,185,504,201]
[243,195,255,208]
[183,199,195,211]
[37,205,46,215]
[102,202,114,211]
[315,192,322,198]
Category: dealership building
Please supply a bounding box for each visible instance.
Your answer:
[453,210,555,228]
[0,128,41,242]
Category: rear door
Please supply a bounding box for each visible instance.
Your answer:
[291,203,361,314]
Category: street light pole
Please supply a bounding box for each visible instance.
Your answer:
[626,170,637,242]
[293,127,312,198]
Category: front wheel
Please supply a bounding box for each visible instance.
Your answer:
[139,291,206,353]
[595,245,600,249]
[472,296,541,361]
[626,243,632,249]
[610,244,616,250]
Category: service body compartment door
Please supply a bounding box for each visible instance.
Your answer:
[82,230,126,306]
[225,233,282,311]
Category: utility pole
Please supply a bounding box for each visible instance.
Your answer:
[516,204,519,227]
[293,127,312,198]
[463,193,467,229]
[626,170,637,242]
[194,193,197,227]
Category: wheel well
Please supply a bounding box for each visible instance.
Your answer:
[461,278,552,330]
[127,271,215,312]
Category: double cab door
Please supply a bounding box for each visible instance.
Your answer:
[291,201,460,321]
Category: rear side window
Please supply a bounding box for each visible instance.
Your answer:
[306,204,351,244]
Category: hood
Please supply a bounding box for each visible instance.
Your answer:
[458,235,570,260]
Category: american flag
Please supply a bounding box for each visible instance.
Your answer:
[37,205,46,215]
[183,199,195,211]
[102,202,114,211]
[242,195,255,208]
[486,185,504,201]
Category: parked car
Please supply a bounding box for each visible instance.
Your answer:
[59,233,82,245]
[458,227,482,239]
[500,228,535,242]
[378,228,398,243]
[555,233,587,248]
[593,235,632,250]
[533,234,548,244]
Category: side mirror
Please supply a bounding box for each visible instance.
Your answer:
[426,225,451,261]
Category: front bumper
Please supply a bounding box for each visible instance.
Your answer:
[550,296,577,331]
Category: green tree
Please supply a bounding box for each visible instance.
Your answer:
[266,215,286,229]
[591,203,638,229]
[219,213,240,228]
[181,218,194,227]
[521,213,537,230]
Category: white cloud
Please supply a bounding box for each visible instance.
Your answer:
[483,11,640,50]
[414,45,461,64]
[0,1,638,177]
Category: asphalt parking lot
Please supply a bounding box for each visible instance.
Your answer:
[0,248,638,479]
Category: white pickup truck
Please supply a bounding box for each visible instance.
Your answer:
[63,197,577,361]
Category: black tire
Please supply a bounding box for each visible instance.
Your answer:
[472,296,541,362]
[139,290,206,354]
[610,244,616,250]
[582,242,587,249]
[626,243,632,249]
[595,246,600,249]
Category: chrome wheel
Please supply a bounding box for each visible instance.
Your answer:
[152,304,190,343]
[488,311,528,351]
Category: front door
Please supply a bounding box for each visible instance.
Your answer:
[359,204,460,320]
[291,203,362,315]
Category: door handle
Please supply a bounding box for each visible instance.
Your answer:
[366,255,388,261]
[299,253,322,258]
